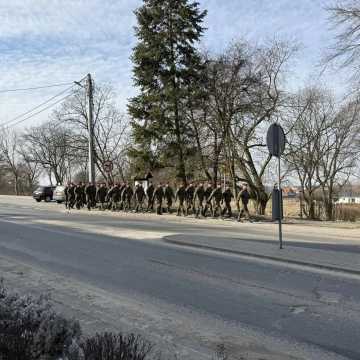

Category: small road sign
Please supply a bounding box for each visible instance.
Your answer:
[266,123,286,157]
[103,160,113,173]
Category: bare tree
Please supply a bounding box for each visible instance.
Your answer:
[186,40,295,214]
[56,84,130,183]
[317,98,360,219]
[326,1,360,84]
[229,41,295,214]
[18,146,41,192]
[284,88,332,219]
[285,86,360,220]
[22,122,77,185]
[0,130,22,195]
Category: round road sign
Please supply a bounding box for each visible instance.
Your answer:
[266,123,286,157]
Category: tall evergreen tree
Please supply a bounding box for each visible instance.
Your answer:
[128,0,207,183]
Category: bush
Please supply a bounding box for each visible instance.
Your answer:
[0,280,81,360]
[334,204,360,222]
[0,282,154,360]
[79,333,153,360]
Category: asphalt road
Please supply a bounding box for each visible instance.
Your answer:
[0,197,359,360]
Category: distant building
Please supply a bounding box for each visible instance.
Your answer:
[282,187,299,198]
[336,196,360,205]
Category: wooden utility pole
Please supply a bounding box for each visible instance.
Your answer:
[87,73,96,184]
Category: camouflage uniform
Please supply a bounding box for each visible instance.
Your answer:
[237,186,251,221]
[175,185,187,216]
[185,184,195,216]
[221,187,234,218]
[164,184,175,213]
[208,186,223,217]
[96,184,108,210]
[193,184,205,218]
[146,183,155,212]
[203,183,213,217]
[134,184,146,212]
[153,185,164,215]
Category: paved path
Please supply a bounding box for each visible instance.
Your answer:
[0,196,359,360]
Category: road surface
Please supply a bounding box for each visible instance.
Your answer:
[0,196,359,360]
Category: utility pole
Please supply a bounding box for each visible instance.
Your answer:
[87,73,96,184]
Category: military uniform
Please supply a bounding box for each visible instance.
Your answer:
[185,184,195,216]
[85,183,96,210]
[124,185,134,212]
[64,185,70,209]
[118,183,126,210]
[221,188,234,218]
[175,185,186,216]
[68,185,76,209]
[75,184,85,209]
[153,186,164,215]
[146,183,155,212]
[134,184,146,212]
[203,184,213,217]
[193,184,205,218]
[96,184,108,210]
[107,184,121,211]
[208,186,223,217]
[164,185,175,213]
[237,187,251,221]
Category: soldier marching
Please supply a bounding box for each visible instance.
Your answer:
[62,180,253,221]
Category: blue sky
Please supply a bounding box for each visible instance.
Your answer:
[0,0,345,128]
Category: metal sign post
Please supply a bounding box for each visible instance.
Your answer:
[278,155,283,249]
[266,123,286,250]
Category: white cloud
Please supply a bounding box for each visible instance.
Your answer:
[0,0,347,130]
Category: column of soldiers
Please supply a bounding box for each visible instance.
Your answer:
[63,181,251,221]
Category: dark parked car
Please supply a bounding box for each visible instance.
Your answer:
[33,186,55,202]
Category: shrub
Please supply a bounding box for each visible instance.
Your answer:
[0,282,155,360]
[79,333,153,360]
[0,280,81,360]
[334,205,360,222]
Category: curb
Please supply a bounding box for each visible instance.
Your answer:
[163,238,360,277]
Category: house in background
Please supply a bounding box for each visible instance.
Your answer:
[336,196,360,204]
[282,187,299,198]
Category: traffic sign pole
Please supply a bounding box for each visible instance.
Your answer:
[278,155,283,249]
[266,123,286,250]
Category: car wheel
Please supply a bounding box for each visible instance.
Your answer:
[45,196,51,202]
[56,201,63,204]
[35,199,41,203]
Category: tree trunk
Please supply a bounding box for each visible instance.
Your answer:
[14,176,19,195]
[255,189,268,215]
[308,199,316,220]
[324,200,334,221]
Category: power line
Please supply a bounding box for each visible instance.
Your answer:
[0,82,74,94]
[5,93,75,130]
[0,84,76,127]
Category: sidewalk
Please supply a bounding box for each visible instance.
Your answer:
[164,232,360,276]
